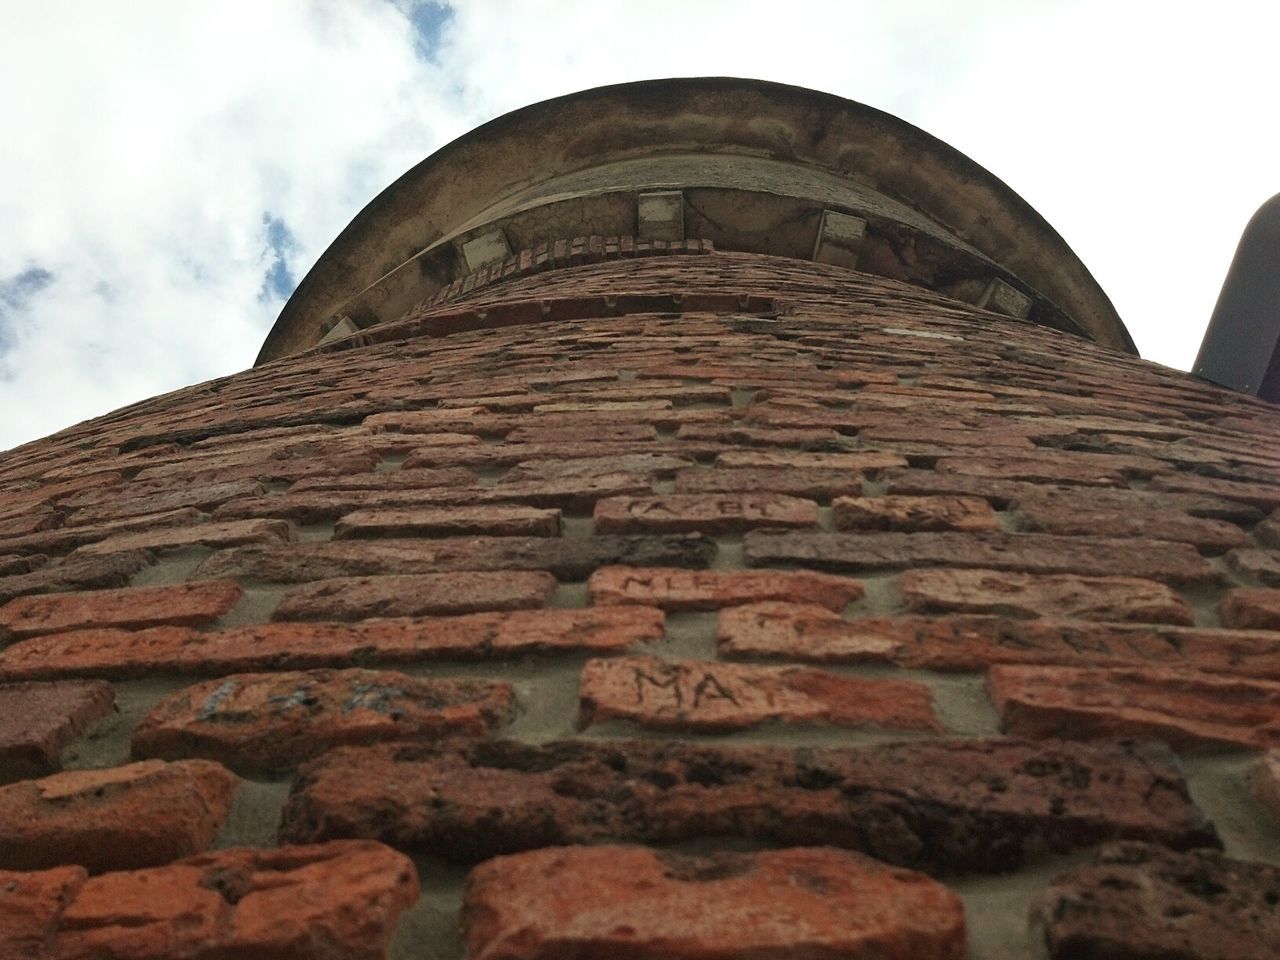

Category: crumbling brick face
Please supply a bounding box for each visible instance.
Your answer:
[3,253,1280,958]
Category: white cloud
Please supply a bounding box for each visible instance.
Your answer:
[1,0,1276,450]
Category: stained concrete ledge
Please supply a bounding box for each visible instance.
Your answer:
[259,77,1133,363]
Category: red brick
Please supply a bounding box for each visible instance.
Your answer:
[131,667,515,773]
[1152,473,1280,510]
[0,551,154,606]
[63,479,266,526]
[717,604,1280,677]
[279,737,1216,871]
[289,466,475,492]
[464,845,965,960]
[1226,548,1280,587]
[71,518,293,556]
[0,580,241,639]
[578,655,938,733]
[49,841,416,960]
[588,565,863,611]
[594,493,817,534]
[900,568,1194,624]
[675,423,844,448]
[674,465,866,498]
[744,530,1217,584]
[273,571,556,620]
[1252,751,1280,819]
[988,664,1280,750]
[0,682,115,783]
[1013,497,1246,552]
[0,555,43,577]
[1035,842,1280,960]
[196,534,715,582]
[0,864,85,958]
[833,495,1000,532]
[1220,587,1280,629]
[0,759,238,873]
[502,453,692,482]
[714,450,907,471]
[402,439,718,470]
[0,608,664,679]
[935,452,1164,486]
[883,468,1264,522]
[505,423,657,442]
[333,504,560,539]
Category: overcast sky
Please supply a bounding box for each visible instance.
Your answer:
[2,1,1277,451]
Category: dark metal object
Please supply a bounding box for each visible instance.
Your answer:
[1194,193,1280,402]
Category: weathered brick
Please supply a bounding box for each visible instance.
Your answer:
[131,667,515,772]
[1220,587,1280,629]
[594,493,817,534]
[675,423,844,449]
[279,737,1216,871]
[289,466,475,492]
[714,450,907,471]
[333,504,560,539]
[0,555,43,577]
[588,565,863,610]
[505,422,657,442]
[717,604,1280,677]
[0,551,153,605]
[0,864,85,958]
[63,479,266,527]
[196,534,716,582]
[0,608,664,680]
[0,580,241,639]
[1013,497,1247,552]
[1226,548,1280,587]
[1035,843,1280,960]
[48,841,416,960]
[0,682,115,783]
[900,568,1194,624]
[988,664,1280,750]
[72,518,293,557]
[935,452,1162,486]
[744,530,1216,584]
[833,495,1000,532]
[0,759,238,873]
[674,465,866,498]
[502,453,691,482]
[464,845,965,960]
[272,571,556,621]
[578,655,939,733]
[1152,473,1280,510]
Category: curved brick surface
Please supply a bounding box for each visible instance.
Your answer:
[2,173,1279,957]
[464,845,966,960]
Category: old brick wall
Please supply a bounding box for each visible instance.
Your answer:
[2,250,1280,958]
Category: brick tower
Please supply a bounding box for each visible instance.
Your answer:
[2,79,1279,959]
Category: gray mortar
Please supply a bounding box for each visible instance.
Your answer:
[212,584,287,627]
[59,677,190,770]
[127,546,212,586]
[211,779,293,849]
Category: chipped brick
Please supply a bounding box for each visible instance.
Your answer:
[0,682,115,783]
[988,664,1280,750]
[0,759,238,873]
[272,571,556,621]
[49,841,416,960]
[0,580,241,639]
[0,864,85,958]
[131,668,515,773]
[333,505,560,539]
[464,845,965,960]
[72,519,293,557]
[1035,843,1280,960]
[279,737,1217,871]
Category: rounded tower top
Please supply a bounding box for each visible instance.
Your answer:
[259,76,1132,363]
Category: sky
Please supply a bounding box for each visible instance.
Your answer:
[1,0,1277,451]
